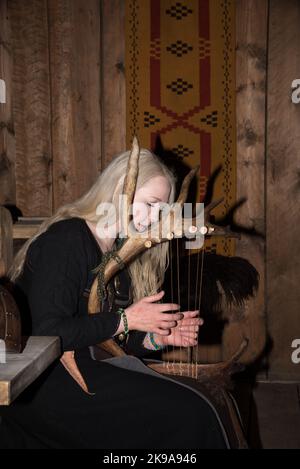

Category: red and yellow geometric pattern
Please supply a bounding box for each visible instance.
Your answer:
[126,0,236,255]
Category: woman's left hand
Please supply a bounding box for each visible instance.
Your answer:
[154,310,204,348]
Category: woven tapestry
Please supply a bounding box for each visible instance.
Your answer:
[126,0,236,255]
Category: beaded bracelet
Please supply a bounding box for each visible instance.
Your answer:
[116,307,129,336]
[148,332,165,350]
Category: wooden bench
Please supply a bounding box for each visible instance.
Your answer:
[0,336,60,405]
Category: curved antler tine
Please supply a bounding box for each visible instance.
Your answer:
[121,136,140,235]
[204,197,224,214]
[176,165,200,207]
[206,223,241,239]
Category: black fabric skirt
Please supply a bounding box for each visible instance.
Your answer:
[0,348,228,449]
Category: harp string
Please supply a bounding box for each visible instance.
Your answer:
[165,233,205,379]
[182,233,205,379]
[167,236,175,373]
[195,246,205,379]
[187,238,192,377]
[176,238,183,375]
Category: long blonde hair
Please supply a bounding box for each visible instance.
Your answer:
[8,149,177,302]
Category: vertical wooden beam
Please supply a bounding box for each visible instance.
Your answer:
[223,0,268,366]
[9,0,52,217]
[48,0,102,210]
[0,0,16,206]
[101,0,126,168]
[267,0,300,380]
[0,205,13,275]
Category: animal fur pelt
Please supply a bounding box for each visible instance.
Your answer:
[164,250,259,317]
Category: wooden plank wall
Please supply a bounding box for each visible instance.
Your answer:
[6,0,102,216]
[0,0,16,206]
[233,0,300,380]
[1,0,300,380]
[48,0,102,210]
[9,0,52,216]
[267,0,300,381]
[101,0,126,168]
[225,0,268,367]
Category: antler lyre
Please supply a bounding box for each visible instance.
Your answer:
[60,136,246,392]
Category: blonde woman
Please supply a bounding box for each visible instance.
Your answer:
[0,149,227,449]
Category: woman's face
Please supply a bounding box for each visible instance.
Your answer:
[132,176,171,232]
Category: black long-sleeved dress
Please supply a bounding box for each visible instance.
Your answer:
[0,217,228,449]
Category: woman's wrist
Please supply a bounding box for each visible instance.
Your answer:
[113,308,129,336]
[123,307,135,331]
[112,308,130,344]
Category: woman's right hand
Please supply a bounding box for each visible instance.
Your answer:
[119,290,183,336]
